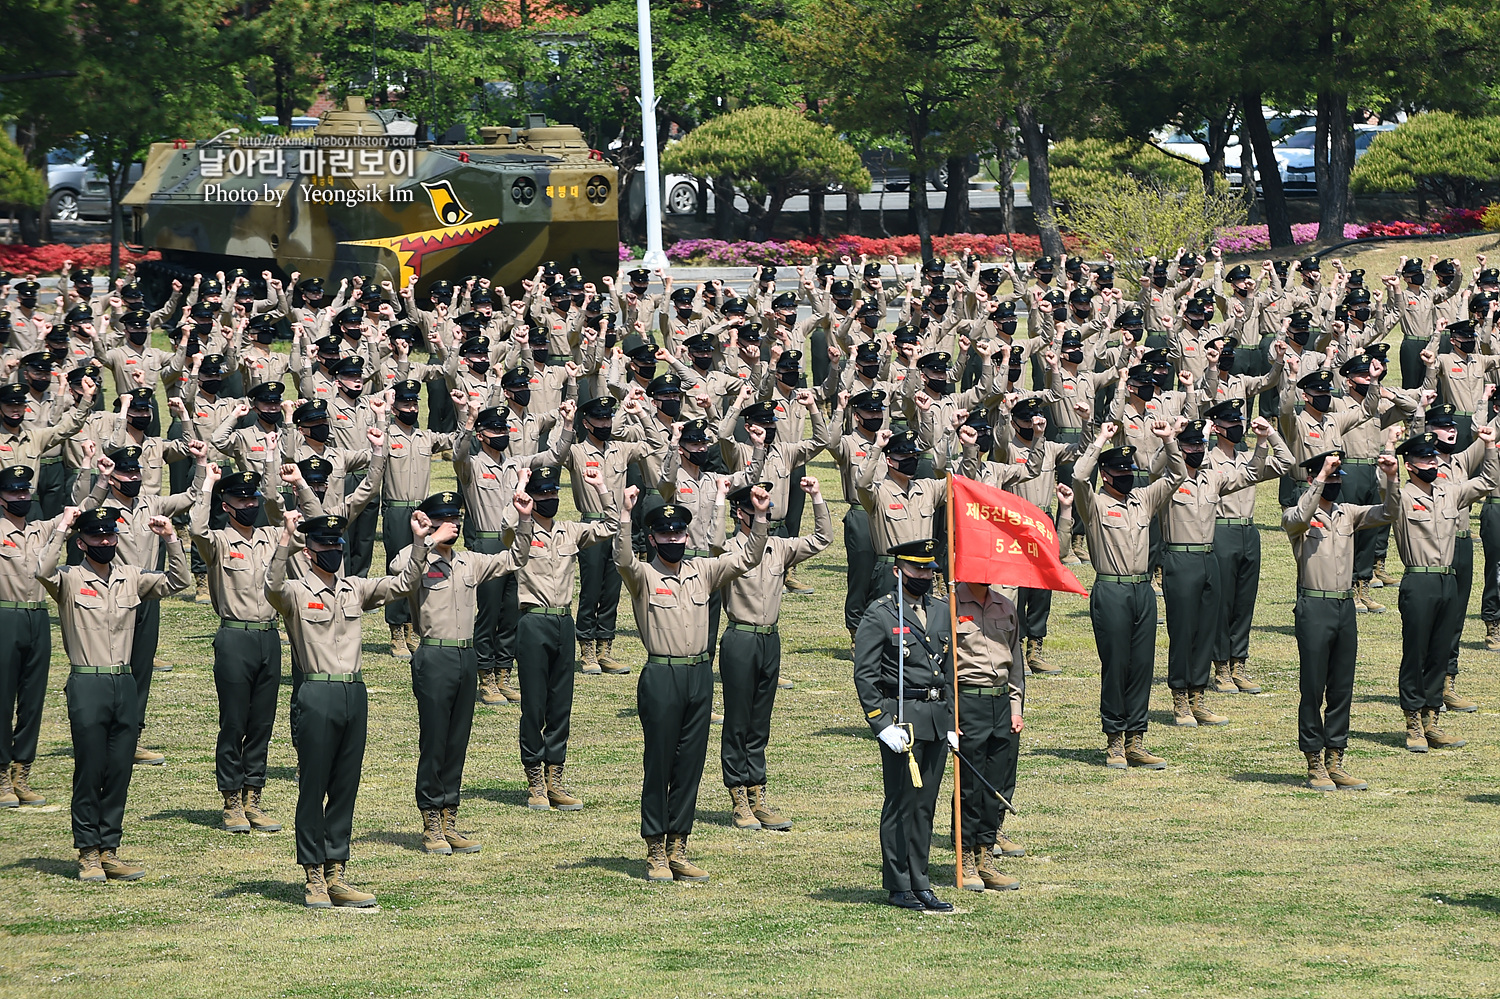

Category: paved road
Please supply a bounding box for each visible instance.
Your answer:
[659,182,1032,217]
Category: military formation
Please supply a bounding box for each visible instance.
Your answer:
[0,246,1496,912]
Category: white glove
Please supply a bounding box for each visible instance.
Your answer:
[946,730,959,751]
[877,724,911,753]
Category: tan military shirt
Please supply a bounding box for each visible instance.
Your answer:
[952,583,1026,714]
[98,342,173,395]
[1393,455,1497,568]
[858,464,948,556]
[1340,387,1416,459]
[720,498,831,626]
[720,406,829,523]
[516,514,618,610]
[80,474,199,569]
[1423,349,1500,415]
[0,512,66,603]
[392,526,531,641]
[0,401,88,478]
[1278,385,1379,477]
[831,428,886,505]
[657,449,765,553]
[1159,446,1274,545]
[1072,440,1188,576]
[36,530,190,666]
[562,431,661,515]
[1283,478,1398,591]
[383,421,459,504]
[212,416,282,474]
[188,498,279,623]
[1207,433,1293,520]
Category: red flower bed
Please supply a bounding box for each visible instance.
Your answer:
[0,243,160,275]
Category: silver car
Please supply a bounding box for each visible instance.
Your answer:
[46,148,142,221]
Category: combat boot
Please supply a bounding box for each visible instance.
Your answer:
[303,863,331,907]
[1172,689,1197,727]
[598,639,631,675]
[644,835,673,882]
[1404,710,1428,753]
[1125,732,1166,769]
[1026,637,1061,675]
[784,570,815,595]
[1487,620,1500,652]
[242,786,280,831]
[223,789,250,833]
[1151,566,1163,595]
[1304,751,1335,791]
[778,674,793,690]
[0,768,17,808]
[1190,687,1229,726]
[77,848,105,883]
[977,844,1020,890]
[524,763,549,810]
[1356,580,1386,614]
[477,670,505,706]
[325,861,376,907]
[994,826,1025,857]
[666,833,709,882]
[194,572,211,604]
[10,762,43,805]
[1444,675,1478,712]
[421,808,452,854]
[1230,658,1261,694]
[1212,661,1235,693]
[153,656,172,671]
[1324,748,1367,790]
[441,807,481,853]
[579,639,601,675]
[847,629,858,661]
[133,746,164,765]
[959,848,985,892]
[1373,557,1396,587]
[100,848,145,881]
[389,624,410,660]
[1422,708,1467,749]
[729,786,761,830]
[497,667,522,703]
[749,784,792,831]
[545,763,583,810]
[1352,580,1367,614]
[1104,732,1128,769]
[1072,534,1091,564]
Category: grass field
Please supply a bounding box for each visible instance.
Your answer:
[7,243,1500,998]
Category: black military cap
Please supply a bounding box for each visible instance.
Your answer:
[646,503,692,533]
[1012,398,1045,421]
[248,381,285,403]
[299,276,326,292]
[964,410,992,431]
[865,262,883,278]
[418,491,463,518]
[1069,287,1094,306]
[121,308,151,328]
[313,334,343,356]
[66,363,100,386]
[108,445,143,471]
[1338,351,1374,378]
[1400,258,1424,276]
[65,304,92,326]
[886,429,923,455]
[1099,445,1138,471]
[454,311,484,329]
[331,357,364,379]
[521,465,559,496]
[580,396,616,420]
[1447,319,1477,338]
[1299,449,1344,474]
[19,351,50,371]
[1150,258,1169,275]
[460,335,491,356]
[1031,255,1055,272]
[194,353,228,378]
[473,408,508,435]
[890,538,938,565]
[1204,399,1246,423]
[335,306,362,326]
[14,279,39,297]
[1141,348,1171,368]
[670,287,696,305]
[850,389,887,412]
[123,387,154,408]
[1396,432,1441,458]
[392,379,423,401]
[1470,293,1493,314]
[386,321,419,342]
[991,300,1018,321]
[1117,305,1146,327]
[756,266,777,283]
[1297,369,1334,393]
[1184,296,1209,315]
[1059,329,1085,348]
[293,399,329,424]
[1177,419,1208,445]
[626,267,651,283]
[855,341,882,362]
[76,508,121,536]
[831,279,855,297]
[684,332,717,353]
[1342,267,1364,286]
[1424,403,1460,428]
[1297,256,1320,273]
[917,351,951,372]
[69,267,94,284]
[648,373,682,396]
[1344,287,1371,306]
[679,418,712,444]
[1480,268,1500,286]
[927,285,951,302]
[43,324,69,345]
[857,299,883,317]
[1204,334,1238,352]
[1225,264,1252,282]
[305,514,348,545]
[298,456,334,483]
[1435,257,1458,276]
[772,292,797,312]
[0,465,34,491]
[1126,363,1155,384]
[1364,342,1391,363]
[727,481,773,509]
[921,258,945,274]
[1095,264,1116,283]
[248,313,279,331]
[817,262,840,278]
[722,296,749,315]
[471,290,494,305]
[1272,260,1291,276]
[220,471,262,498]
[776,349,803,371]
[742,402,778,426]
[892,325,921,344]
[1288,308,1314,329]
[495,368,528,391]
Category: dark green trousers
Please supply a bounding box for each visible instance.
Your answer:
[1090,579,1156,734]
[956,691,1017,848]
[294,678,367,865]
[1449,533,1474,677]
[1015,586,1051,641]
[36,458,65,519]
[213,626,281,792]
[718,626,780,788]
[517,611,575,766]
[1481,502,1500,624]
[470,535,518,674]
[1344,463,1380,581]
[1295,593,1357,751]
[1400,336,1428,390]
[1279,476,1306,510]
[878,735,947,892]
[636,658,712,838]
[130,601,160,735]
[576,534,622,642]
[0,606,49,768]
[868,556,897,608]
[783,464,808,538]
[843,506,875,634]
[411,645,477,810]
[382,501,416,625]
[345,474,379,577]
[1211,523,1259,663]
[1398,572,1457,712]
[1162,549,1218,690]
[66,672,138,850]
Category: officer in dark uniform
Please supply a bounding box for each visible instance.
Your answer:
[853,538,954,912]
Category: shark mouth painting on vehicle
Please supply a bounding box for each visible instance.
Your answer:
[340,217,500,287]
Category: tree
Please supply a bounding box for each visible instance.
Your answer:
[230,0,340,128]
[1049,138,1201,206]
[0,0,82,243]
[1351,113,1500,211]
[0,132,47,212]
[661,106,870,239]
[1060,175,1248,266]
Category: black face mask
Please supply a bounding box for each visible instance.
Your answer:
[1218,349,1236,369]
[691,354,713,372]
[394,408,419,426]
[758,425,777,446]
[1453,339,1477,354]
[311,547,344,573]
[1014,424,1035,441]
[975,433,994,452]
[657,399,681,418]
[506,388,531,408]
[1219,424,1245,444]
[1321,480,1342,502]
[635,364,657,382]
[1153,275,1168,288]
[1184,449,1206,468]
[1132,383,1155,402]
[681,446,707,465]
[587,423,612,442]
[1353,308,1371,322]
[0,412,22,428]
[654,540,687,563]
[998,321,1018,337]
[468,359,490,375]
[4,497,31,518]
[924,377,949,396]
[1187,317,1207,330]
[229,503,260,526]
[128,413,151,430]
[84,542,117,564]
[858,363,881,379]
[480,432,508,451]
[255,330,277,345]
[1409,274,1425,286]
[532,497,560,518]
[1307,393,1331,412]
[1289,330,1310,346]
[127,331,149,346]
[929,303,948,316]
[340,382,363,400]
[1063,349,1084,365]
[859,415,883,433]
[26,375,49,393]
[256,408,281,426]
[1413,465,1439,483]
[1105,471,1136,494]
[200,379,223,395]
[1435,436,1458,454]
[305,424,331,443]
[892,455,919,476]
[532,349,551,366]
[901,574,932,597]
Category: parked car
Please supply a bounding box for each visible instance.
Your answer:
[1275,124,1396,191]
[46,148,143,222]
[859,147,977,192]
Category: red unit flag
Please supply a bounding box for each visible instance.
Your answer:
[949,474,1087,595]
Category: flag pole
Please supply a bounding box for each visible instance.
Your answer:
[947,472,962,890]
